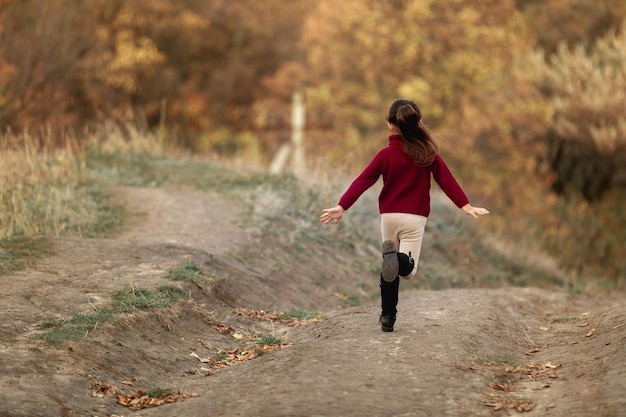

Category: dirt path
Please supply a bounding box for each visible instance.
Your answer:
[136,288,624,417]
[0,187,624,417]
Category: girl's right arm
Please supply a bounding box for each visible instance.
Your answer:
[336,152,384,211]
[321,149,384,225]
[320,205,345,224]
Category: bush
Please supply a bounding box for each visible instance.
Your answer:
[534,23,626,201]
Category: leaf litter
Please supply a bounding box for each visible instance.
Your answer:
[477,360,561,412]
[90,378,197,411]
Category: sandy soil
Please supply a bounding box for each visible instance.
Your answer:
[0,186,624,417]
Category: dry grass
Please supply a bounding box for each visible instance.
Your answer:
[1,133,79,238]
[0,123,173,239]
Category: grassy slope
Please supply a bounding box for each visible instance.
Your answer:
[1,143,573,296]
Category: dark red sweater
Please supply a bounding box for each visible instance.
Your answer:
[338,135,470,217]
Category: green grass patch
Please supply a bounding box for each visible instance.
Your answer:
[164,261,205,286]
[147,387,171,398]
[84,147,273,195]
[36,285,187,346]
[0,236,53,275]
[339,292,363,308]
[279,309,322,321]
[255,334,282,347]
[77,186,127,238]
[110,285,187,311]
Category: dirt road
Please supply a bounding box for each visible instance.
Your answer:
[0,187,624,417]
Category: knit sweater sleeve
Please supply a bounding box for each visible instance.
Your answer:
[337,152,384,210]
[431,154,470,208]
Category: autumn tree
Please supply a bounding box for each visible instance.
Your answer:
[0,0,170,135]
[0,0,100,130]
[517,0,626,52]
[479,19,626,280]
[530,25,626,201]
[253,0,531,166]
[0,0,312,146]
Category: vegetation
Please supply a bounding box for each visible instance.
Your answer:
[0,127,615,292]
[475,355,518,366]
[255,334,282,347]
[0,236,52,275]
[164,261,205,286]
[37,285,187,345]
[280,310,322,321]
[1,0,624,284]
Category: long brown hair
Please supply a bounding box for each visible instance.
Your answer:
[387,98,438,167]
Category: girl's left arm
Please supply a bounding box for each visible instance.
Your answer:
[433,155,489,218]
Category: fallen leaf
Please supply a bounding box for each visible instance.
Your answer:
[516,401,536,412]
[542,362,560,370]
[492,383,514,392]
[484,395,504,410]
[485,396,536,413]
[117,390,196,410]
[90,379,118,396]
[214,323,233,333]
[190,352,210,363]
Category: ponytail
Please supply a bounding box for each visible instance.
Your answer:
[392,102,438,167]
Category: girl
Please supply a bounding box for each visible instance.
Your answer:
[320,98,489,332]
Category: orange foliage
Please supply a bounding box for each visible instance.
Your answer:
[1,0,625,280]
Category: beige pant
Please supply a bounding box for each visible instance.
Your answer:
[381,213,427,277]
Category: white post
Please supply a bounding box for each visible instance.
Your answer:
[291,91,306,178]
[269,142,292,174]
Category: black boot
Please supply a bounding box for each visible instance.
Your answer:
[379,275,399,332]
[397,251,415,277]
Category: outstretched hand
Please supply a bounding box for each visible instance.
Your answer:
[320,205,345,225]
[462,204,490,218]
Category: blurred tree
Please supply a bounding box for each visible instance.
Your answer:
[0,0,97,131]
[531,25,626,201]
[250,0,625,282]
[517,0,626,52]
[77,0,166,121]
[253,0,531,165]
[94,0,314,144]
[1,0,624,280]
[0,0,313,144]
[482,19,626,281]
